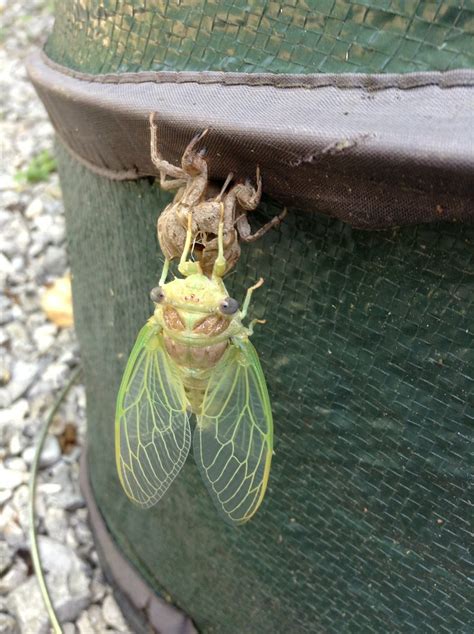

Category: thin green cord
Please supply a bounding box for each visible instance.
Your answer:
[28,365,83,634]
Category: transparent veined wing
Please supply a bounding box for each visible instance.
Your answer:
[115,322,191,507]
[194,339,273,524]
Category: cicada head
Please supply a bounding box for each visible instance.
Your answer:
[151,274,241,334]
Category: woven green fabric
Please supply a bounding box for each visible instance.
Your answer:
[58,141,473,632]
[47,1,474,74]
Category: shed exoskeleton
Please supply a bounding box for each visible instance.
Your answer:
[150,113,287,275]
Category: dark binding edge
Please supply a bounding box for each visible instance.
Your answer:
[28,50,474,229]
[79,449,198,634]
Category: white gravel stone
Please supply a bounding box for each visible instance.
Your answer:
[0,360,39,407]
[41,361,70,386]
[0,357,12,392]
[37,482,62,495]
[8,431,29,456]
[73,518,93,546]
[11,483,45,534]
[38,534,88,576]
[0,541,14,575]
[89,568,108,603]
[3,456,27,472]
[0,557,28,594]
[0,398,29,426]
[77,604,108,634]
[0,466,28,490]
[63,446,82,464]
[2,324,35,360]
[7,537,92,632]
[0,1,133,631]
[0,253,14,286]
[0,216,29,258]
[66,525,79,550]
[43,506,69,543]
[37,245,68,280]
[23,434,62,468]
[0,612,18,634]
[102,594,130,632]
[0,490,12,505]
[32,323,58,353]
[24,197,44,219]
[43,461,85,510]
[0,504,25,548]
[8,574,74,634]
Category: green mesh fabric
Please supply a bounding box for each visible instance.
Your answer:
[58,142,473,633]
[47,2,474,632]
[47,0,474,75]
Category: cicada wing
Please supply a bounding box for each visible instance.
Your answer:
[115,322,191,507]
[194,339,273,524]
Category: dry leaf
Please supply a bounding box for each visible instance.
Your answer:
[41,274,74,327]
[58,422,78,454]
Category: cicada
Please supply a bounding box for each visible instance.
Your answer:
[115,208,273,524]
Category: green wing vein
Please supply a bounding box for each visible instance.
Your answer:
[194,339,273,524]
[115,323,190,507]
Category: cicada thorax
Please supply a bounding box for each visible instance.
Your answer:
[161,305,230,371]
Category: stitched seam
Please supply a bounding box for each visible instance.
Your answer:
[39,49,474,92]
[56,138,139,182]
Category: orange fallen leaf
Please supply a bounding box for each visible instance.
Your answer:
[41,274,74,327]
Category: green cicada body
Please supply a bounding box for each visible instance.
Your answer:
[115,212,273,524]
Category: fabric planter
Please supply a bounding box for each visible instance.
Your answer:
[29,2,473,632]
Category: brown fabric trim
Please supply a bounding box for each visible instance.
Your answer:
[79,450,197,634]
[28,51,474,229]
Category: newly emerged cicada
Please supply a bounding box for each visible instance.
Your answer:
[115,208,273,524]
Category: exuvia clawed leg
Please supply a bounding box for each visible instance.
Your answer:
[236,207,288,243]
[225,166,262,213]
[225,167,286,244]
[237,166,262,210]
[181,129,208,176]
[179,130,209,206]
[216,173,234,202]
[149,113,188,182]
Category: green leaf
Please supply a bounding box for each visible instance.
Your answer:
[15,149,57,184]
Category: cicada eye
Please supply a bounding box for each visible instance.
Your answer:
[150,287,165,303]
[219,297,239,315]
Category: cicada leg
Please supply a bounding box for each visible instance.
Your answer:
[240,277,264,320]
[159,258,170,286]
[247,318,266,336]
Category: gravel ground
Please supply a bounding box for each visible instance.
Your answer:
[1,2,132,632]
